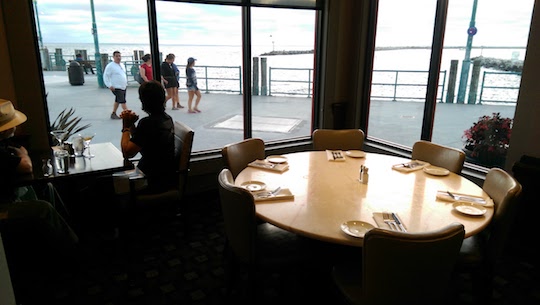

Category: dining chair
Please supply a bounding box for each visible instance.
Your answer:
[456,167,522,304]
[221,138,265,179]
[217,168,304,302]
[133,121,195,218]
[332,222,465,305]
[312,128,365,151]
[411,140,466,174]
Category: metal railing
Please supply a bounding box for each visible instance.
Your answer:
[268,67,314,97]
[371,70,447,102]
[45,55,521,104]
[478,71,521,104]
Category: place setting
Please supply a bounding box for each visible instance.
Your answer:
[247,155,289,172]
[436,190,493,216]
[326,150,346,161]
[240,181,295,202]
[372,211,408,232]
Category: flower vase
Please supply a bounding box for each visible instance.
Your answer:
[463,145,506,168]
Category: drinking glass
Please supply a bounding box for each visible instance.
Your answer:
[50,130,68,147]
[80,132,96,158]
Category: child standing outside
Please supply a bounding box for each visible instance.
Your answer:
[185,57,202,113]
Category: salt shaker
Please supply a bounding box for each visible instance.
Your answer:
[42,158,53,177]
[361,167,369,184]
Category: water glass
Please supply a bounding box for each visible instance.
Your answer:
[54,149,70,174]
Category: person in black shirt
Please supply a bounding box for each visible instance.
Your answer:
[120,80,176,194]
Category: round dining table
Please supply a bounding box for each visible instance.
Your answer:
[235,151,494,247]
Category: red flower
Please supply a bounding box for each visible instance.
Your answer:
[462,112,512,158]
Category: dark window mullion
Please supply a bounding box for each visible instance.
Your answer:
[421,0,449,141]
[242,6,253,139]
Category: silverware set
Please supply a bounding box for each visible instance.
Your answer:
[332,151,344,160]
[446,190,486,204]
[256,187,282,198]
[382,212,407,232]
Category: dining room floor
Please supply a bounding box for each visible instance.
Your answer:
[7,189,540,305]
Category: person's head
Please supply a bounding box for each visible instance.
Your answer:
[166,53,175,63]
[142,54,151,63]
[139,80,166,115]
[76,53,82,58]
[187,57,196,67]
[0,99,27,140]
[113,51,122,63]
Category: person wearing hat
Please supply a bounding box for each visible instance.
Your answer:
[185,57,202,113]
[0,99,79,273]
[0,99,33,189]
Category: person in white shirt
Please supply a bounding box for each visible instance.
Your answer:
[103,51,128,119]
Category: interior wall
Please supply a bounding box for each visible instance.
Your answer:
[506,1,540,171]
[322,0,368,129]
[1,0,49,157]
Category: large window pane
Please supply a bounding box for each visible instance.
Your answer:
[35,0,318,154]
[432,0,533,168]
[155,2,243,152]
[250,7,316,143]
[367,0,437,147]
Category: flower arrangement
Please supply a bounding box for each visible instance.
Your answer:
[462,112,512,159]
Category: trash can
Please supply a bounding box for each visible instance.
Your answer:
[68,61,84,85]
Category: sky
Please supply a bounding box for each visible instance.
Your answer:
[34,0,535,47]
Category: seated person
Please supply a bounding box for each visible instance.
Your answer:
[0,100,79,267]
[120,80,176,195]
[75,53,94,74]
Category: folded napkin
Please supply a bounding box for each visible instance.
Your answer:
[392,160,429,172]
[248,160,289,172]
[253,188,294,202]
[436,190,494,207]
[326,150,346,162]
[372,212,407,231]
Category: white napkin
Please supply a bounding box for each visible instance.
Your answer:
[253,188,294,202]
[248,160,289,172]
[436,190,494,207]
[392,160,429,172]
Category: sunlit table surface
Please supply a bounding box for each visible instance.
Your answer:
[235,151,493,247]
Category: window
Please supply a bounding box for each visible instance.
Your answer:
[366,0,534,169]
[35,0,320,155]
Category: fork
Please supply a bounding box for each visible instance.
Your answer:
[447,190,486,204]
[257,187,282,198]
[382,212,398,231]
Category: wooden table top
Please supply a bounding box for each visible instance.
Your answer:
[235,151,493,247]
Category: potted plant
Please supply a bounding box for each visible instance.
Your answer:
[462,112,512,167]
[50,107,91,145]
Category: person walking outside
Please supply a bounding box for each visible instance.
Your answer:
[103,51,128,119]
[139,53,153,82]
[160,53,182,110]
[186,57,201,113]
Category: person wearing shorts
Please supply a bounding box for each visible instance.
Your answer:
[185,57,201,113]
[103,51,128,119]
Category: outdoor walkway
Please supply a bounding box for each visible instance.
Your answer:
[43,71,516,153]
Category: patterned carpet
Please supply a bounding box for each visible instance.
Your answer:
[7,190,540,305]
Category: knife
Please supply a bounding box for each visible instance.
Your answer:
[392,213,407,232]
